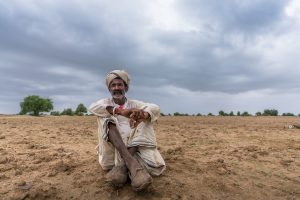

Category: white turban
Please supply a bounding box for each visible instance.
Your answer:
[105,70,130,91]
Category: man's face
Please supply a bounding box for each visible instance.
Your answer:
[109,78,127,100]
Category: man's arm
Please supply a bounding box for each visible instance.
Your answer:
[89,99,112,117]
[106,106,150,128]
[106,106,148,119]
[130,100,160,122]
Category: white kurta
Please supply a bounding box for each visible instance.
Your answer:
[89,98,166,176]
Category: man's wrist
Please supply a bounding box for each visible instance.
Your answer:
[114,107,122,115]
[106,106,115,115]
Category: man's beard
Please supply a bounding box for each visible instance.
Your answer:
[111,89,126,99]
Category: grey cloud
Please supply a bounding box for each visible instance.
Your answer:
[177,0,289,34]
[0,0,299,114]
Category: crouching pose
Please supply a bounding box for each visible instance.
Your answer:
[89,70,166,191]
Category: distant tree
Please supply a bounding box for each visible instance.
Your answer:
[75,103,87,116]
[282,113,295,116]
[50,111,60,116]
[168,113,171,116]
[229,111,234,116]
[237,111,241,116]
[61,108,74,116]
[255,112,262,116]
[208,113,214,116]
[263,109,278,116]
[219,110,226,116]
[20,95,53,116]
[241,111,251,116]
[174,112,181,116]
[160,113,165,116]
[196,113,202,116]
[173,112,189,116]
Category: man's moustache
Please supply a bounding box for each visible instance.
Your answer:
[112,90,125,95]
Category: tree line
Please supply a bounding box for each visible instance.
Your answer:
[20,95,88,116]
[162,109,300,117]
[19,95,300,117]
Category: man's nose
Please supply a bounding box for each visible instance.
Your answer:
[114,85,121,90]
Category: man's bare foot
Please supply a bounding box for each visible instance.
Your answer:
[129,167,152,191]
[105,165,128,187]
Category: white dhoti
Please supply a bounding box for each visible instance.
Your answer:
[96,117,166,176]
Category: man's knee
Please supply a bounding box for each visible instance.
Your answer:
[108,122,116,129]
[107,122,119,138]
[107,122,127,145]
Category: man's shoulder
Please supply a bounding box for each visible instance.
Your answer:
[127,99,144,104]
[127,99,158,107]
[90,98,112,106]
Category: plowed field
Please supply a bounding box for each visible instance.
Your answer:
[0,116,299,200]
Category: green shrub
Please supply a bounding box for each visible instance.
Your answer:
[263,109,278,116]
[20,95,53,116]
[75,103,87,116]
[50,111,60,116]
[61,108,74,116]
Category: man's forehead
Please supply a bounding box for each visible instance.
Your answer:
[110,78,125,84]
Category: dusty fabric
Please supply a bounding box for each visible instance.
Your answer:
[105,70,130,90]
[89,98,166,175]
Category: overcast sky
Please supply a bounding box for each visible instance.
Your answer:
[1,0,300,115]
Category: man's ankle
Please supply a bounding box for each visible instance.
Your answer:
[127,161,143,175]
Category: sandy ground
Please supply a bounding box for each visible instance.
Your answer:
[0,115,300,200]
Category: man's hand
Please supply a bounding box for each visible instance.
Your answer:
[129,111,150,128]
[117,108,149,128]
[108,107,150,128]
[117,108,139,118]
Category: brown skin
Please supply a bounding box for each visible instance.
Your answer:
[105,78,150,176]
[107,123,141,175]
[106,106,150,128]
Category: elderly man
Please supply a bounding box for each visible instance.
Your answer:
[89,70,166,191]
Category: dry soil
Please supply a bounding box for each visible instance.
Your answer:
[0,116,299,200]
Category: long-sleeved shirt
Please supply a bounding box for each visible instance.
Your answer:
[89,98,160,141]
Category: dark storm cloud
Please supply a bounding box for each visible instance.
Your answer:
[138,0,295,94]
[0,0,299,114]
